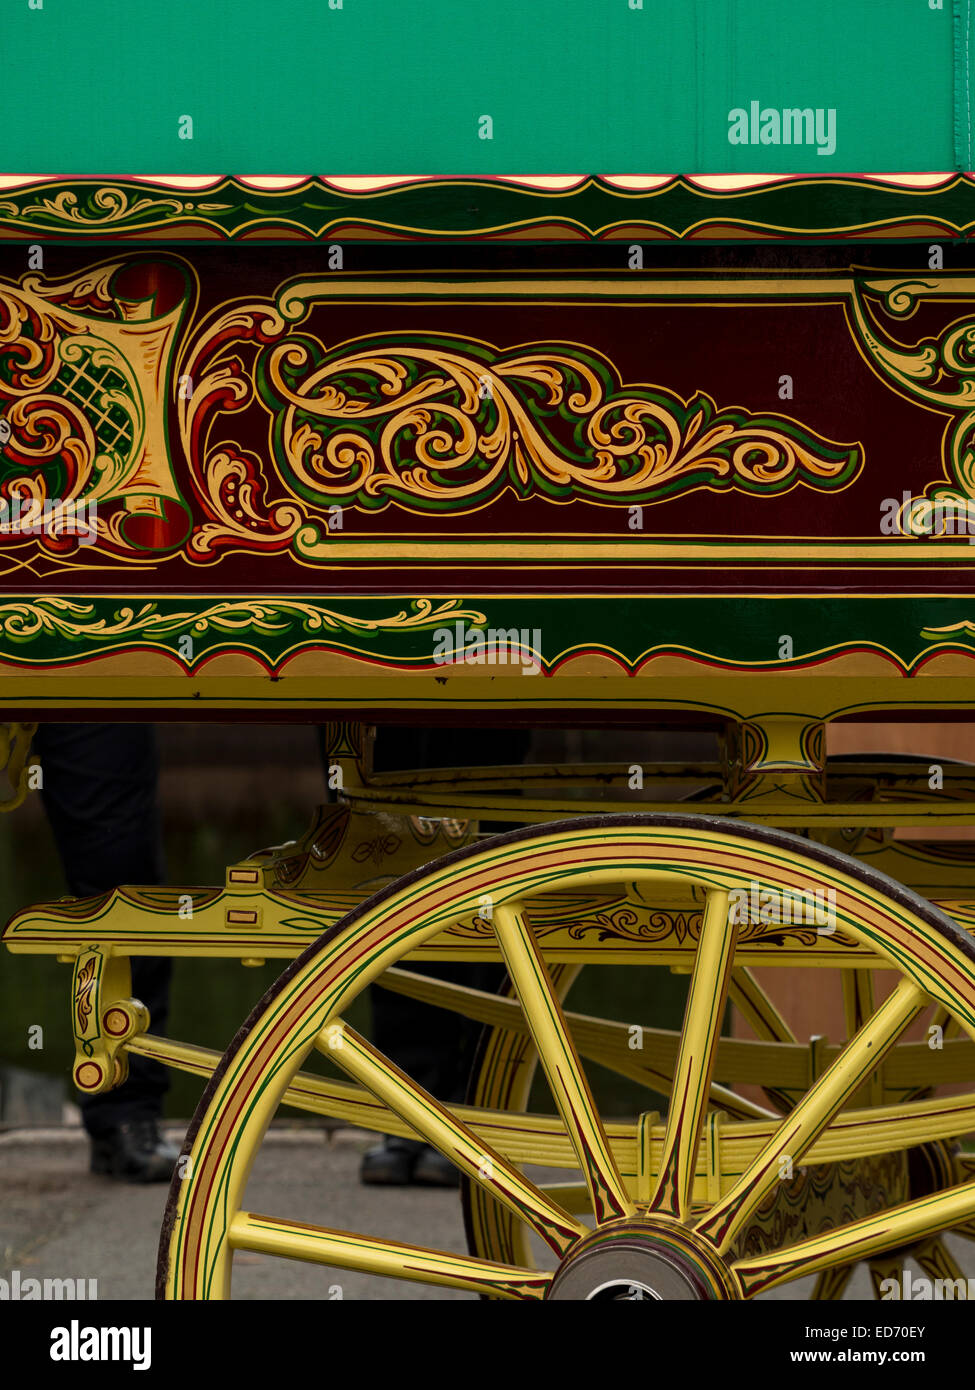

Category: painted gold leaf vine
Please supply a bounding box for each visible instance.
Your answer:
[74,957,97,1031]
[566,907,857,949]
[259,336,862,517]
[0,188,231,227]
[0,597,486,645]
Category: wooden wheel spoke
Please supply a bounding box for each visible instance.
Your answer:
[648,888,736,1220]
[161,816,975,1303]
[696,978,928,1253]
[379,966,774,1119]
[493,901,635,1222]
[228,1213,550,1300]
[728,967,796,1044]
[732,1180,975,1299]
[316,1018,585,1256]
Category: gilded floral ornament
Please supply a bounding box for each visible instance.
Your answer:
[74,957,97,1032]
[0,262,189,561]
[0,261,867,570]
[255,335,860,518]
[850,278,975,528]
[566,906,856,950]
[920,618,975,647]
[0,596,486,650]
[0,186,230,230]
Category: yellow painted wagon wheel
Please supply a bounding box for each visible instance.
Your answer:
[460,958,969,1298]
[158,814,975,1301]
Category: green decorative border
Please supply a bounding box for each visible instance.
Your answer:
[0,595,973,675]
[3,176,975,242]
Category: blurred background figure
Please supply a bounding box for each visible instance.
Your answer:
[33,724,178,1182]
[320,724,528,1187]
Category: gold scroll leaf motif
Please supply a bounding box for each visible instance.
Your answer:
[565,907,858,950]
[258,338,861,530]
[0,188,229,228]
[447,905,856,949]
[74,956,97,1032]
[921,619,975,644]
[0,185,232,234]
[408,816,472,848]
[0,596,486,645]
[179,300,862,559]
[351,835,402,866]
[0,263,185,554]
[178,299,295,560]
[849,279,975,527]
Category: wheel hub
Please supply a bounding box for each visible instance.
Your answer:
[546,1219,740,1301]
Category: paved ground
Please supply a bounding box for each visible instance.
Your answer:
[0,1125,478,1301]
[1,1125,971,1300]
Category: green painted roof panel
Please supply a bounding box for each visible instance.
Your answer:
[1,0,963,175]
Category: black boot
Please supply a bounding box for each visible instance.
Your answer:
[360,1136,461,1187]
[89,1119,180,1183]
[412,1146,460,1188]
[359,1136,424,1186]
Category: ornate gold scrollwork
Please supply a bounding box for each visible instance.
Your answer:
[71,947,149,1095]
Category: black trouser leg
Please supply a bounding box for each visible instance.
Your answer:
[33,724,169,1138]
